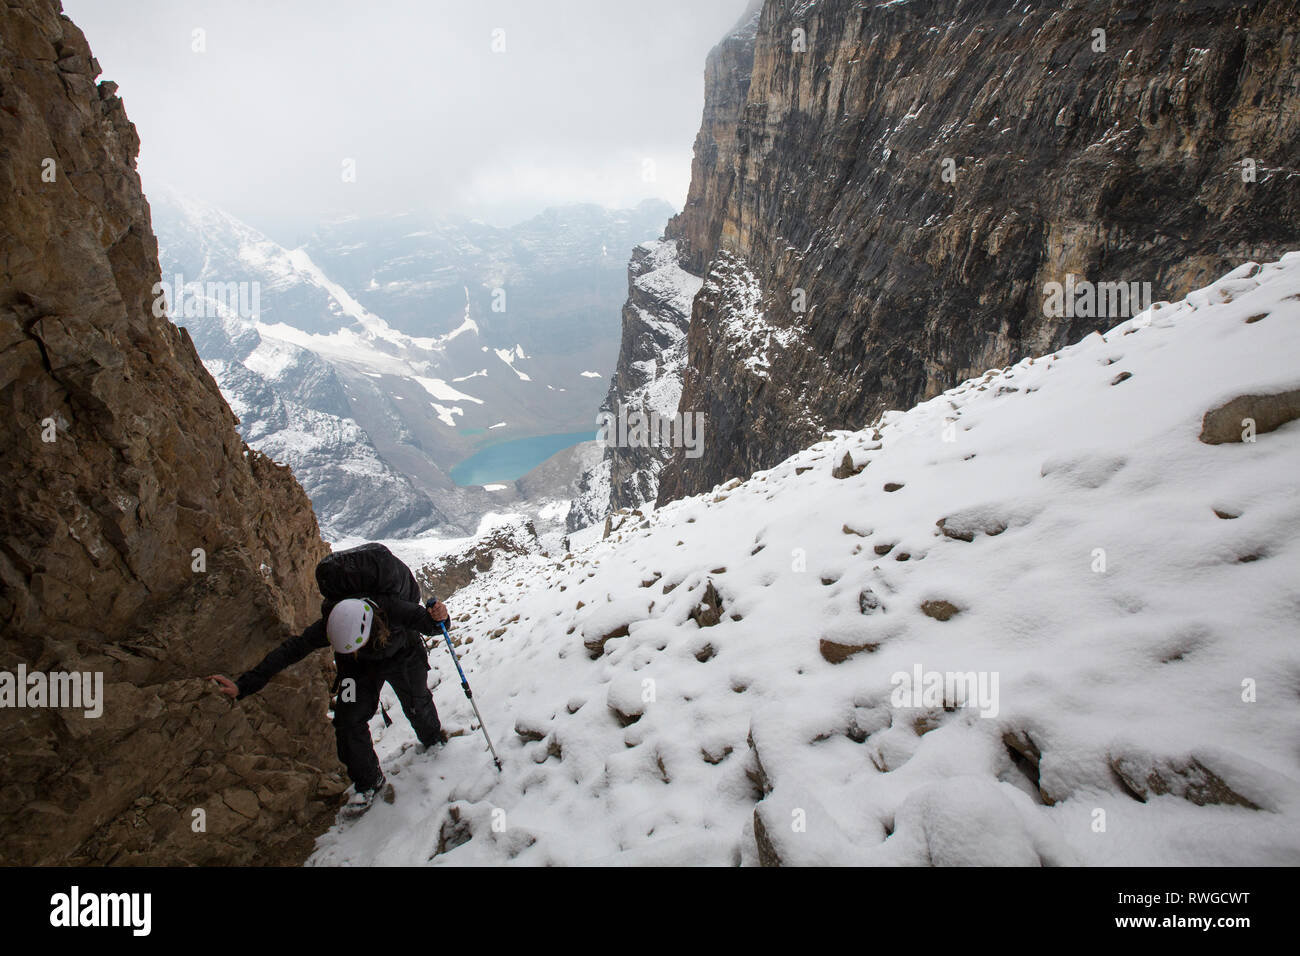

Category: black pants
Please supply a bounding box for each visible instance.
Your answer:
[332,645,441,790]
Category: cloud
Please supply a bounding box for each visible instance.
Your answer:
[63,0,749,230]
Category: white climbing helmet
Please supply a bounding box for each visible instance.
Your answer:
[327,598,375,654]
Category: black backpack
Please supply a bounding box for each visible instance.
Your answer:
[315,542,421,607]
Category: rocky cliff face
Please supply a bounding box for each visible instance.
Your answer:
[0,0,344,864]
[644,0,1300,502]
[567,239,702,531]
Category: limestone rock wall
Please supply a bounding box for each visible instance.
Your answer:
[654,0,1300,501]
[0,0,343,864]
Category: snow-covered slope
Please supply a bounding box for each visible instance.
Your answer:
[310,255,1300,866]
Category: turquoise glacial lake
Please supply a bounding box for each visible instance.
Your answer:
[450,430,597,486]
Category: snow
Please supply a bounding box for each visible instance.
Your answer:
[310,254,1300,867]
[268,246,450,353]
[429,403,463,427]
[241,339,300,381]
[708,250,804,377]
[161,189,484,398]
[482,484,509,492]
[412,377,484,405]
[256,321,409,378]
[580,371,603,378]
[538,500,569,521]
[633,239,702,317]
[348,513,537,575]
[640,363,684,421]
[442,288,480,344]
[493,347,532,381]
[488,422,507,429]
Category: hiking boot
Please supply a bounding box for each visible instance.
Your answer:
[415,729,448,755]
[340,775,389,820]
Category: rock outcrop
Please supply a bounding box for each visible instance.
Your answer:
[409,519,540,602]
[566,239,702,530]
[1199,388,1300,445]
[0,0,342,864]
[642,0,1300,502]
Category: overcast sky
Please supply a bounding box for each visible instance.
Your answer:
[63,0,749,238]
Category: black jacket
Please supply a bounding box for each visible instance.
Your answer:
[235,595,441,699]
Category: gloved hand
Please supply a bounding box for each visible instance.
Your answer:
[425,597,450,628]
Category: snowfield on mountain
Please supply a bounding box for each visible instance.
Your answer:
[309,255,1300,867]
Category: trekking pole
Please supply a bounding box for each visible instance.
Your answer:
[426,599,502,772]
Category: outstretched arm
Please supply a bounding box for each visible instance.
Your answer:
[209,620,328,700]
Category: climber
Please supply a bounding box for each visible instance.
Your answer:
[208,543,451,818]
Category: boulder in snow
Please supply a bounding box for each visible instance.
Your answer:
[688,580,725,628]
[1110,752,1264,809]
[832,451,867,479]
[1199,388,1300,444]
[920,599,962,621]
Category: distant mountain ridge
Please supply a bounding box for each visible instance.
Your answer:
[152,188,672,539]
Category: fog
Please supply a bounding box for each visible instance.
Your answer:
[63,0,749,238]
